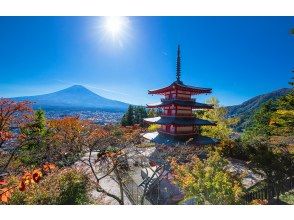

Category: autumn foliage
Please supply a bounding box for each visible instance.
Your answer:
[0,163,56,204]
[0,99,32,148]
[171,151,244,205]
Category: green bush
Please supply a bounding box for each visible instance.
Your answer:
[9,168,91,205]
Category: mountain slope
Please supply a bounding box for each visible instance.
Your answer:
[226,88,291,131]
[13,85,129,111]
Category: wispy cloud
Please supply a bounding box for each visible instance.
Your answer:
[85,84,130,96]
[54,79,129,97]
[161,51,168,56]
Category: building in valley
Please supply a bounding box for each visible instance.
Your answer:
[143,45,219,146]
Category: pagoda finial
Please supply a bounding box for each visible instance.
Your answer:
[176,45,181,82]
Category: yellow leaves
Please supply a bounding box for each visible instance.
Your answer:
[250,199,268,205]
[275,109,294,116]
[147,124,160,132]
[171,151,244,204]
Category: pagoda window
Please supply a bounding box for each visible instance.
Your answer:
[170,125,175,133]
[177,93,191,100]
[177,126,193,132]
[177,109,192,116]
[178,106,191,110]
[164,92,171,99]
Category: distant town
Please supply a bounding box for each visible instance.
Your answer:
[45,109,124,125]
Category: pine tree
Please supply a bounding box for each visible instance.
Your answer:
[133,106,140,124]
[20,109,48,165]
[122,105,134,126]
[289,70,294,87]
[121,105,148,126]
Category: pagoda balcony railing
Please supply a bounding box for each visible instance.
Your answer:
[161,113,193,117]
[158,129,197,136]
[161,98,195,102]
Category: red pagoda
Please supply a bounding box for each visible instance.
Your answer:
[143,46,218,145]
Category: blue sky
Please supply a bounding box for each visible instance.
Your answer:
[0,16,293,106]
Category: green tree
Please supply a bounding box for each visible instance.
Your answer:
[147,108,157,118]
[171,150,244,204]
[289,70,294,87]
[246,140,294,201]
[122,105,147,126]
[243,90,293,140]
[242,100,276,141]
[196,97,239,141]
[121,105,134,126]
[19,109,49,165]
[133,106,147,125]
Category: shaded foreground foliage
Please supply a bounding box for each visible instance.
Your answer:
[171,151,244,205]
[5,168,90,205]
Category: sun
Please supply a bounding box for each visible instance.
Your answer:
[102,16,130,42]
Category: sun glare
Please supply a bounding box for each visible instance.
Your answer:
[101,16,130,45]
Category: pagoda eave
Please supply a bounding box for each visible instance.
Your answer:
[144,116,216,126]
[146,101,213,109]
[148,82,212,95]
[143,131,219,146]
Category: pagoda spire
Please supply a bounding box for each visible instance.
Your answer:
[176,45,181,83]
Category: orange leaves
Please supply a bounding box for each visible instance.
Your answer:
[0,163,57,203]
[89,127,109,139]
[22,171,33,185]
[0,99,32,132]
[0,179,12,203]
[42,163,56,172]
[0,131,13,142]
[48,116,88,136]
[18,181,26,192]
[32,169,43,183]
[0,187,12,203]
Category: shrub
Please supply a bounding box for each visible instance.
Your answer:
[9,168,91,205]
[171,151,244,205]
[217,139,249,161]
[147,124,160,132]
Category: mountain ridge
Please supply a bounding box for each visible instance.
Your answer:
[12,85,129,111]
[226,87,292,131]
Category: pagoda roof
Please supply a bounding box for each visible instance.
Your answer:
[147,99,213,109]
[144,116,216,126]
[143,131,219,146]
[148,81,212,95]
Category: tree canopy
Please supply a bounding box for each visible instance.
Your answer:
[171,150,244,205]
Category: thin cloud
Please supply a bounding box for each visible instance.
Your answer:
[86,84,130,97]
[54,79,130,97]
